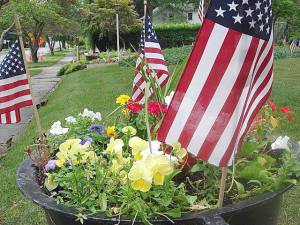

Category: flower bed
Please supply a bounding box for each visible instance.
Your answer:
[22,90,300,224]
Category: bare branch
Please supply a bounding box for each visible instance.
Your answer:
[0,22,15,52]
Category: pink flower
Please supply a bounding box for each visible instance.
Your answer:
[148,102,167,116]
[127,100,143,113]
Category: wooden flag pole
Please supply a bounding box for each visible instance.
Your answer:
[218,167,228,208]
[14,14,43,135]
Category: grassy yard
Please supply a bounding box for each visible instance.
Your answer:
[27,49,73,68]
[0,58,299,225]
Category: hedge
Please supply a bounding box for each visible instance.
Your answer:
[124,23,200,49]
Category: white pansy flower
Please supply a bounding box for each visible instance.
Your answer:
[271,136,290,150]
[94,112,102,121]
[165,91,175,107]
[81,109,102,121]
[65,116,77,124]
[49,121,69,135]
[82,109,95,118]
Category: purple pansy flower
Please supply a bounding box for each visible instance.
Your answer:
[81,137,94,145]
[88,125,104,134]
[45,160,57,172]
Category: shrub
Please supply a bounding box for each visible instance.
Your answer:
[57,62,87,76]
[120,45,300,68]
[120,45,192,67]
[274,46,300,60]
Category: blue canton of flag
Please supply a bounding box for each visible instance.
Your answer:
[206,0,272,40]
[0,40,32,124]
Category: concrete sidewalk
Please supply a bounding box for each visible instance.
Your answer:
[0,53,75,157]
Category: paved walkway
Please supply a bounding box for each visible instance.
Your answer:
[0,53,75,156]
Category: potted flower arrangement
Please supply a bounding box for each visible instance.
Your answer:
[17,83,300,225]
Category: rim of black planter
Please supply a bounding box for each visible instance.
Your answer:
[17,159,294,224]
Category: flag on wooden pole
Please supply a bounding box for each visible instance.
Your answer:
[0,39,33,124]
[198,0,204,24]
[158,0,274,167]
[131,8,169,102]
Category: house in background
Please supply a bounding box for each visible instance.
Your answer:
[148,3,203,24]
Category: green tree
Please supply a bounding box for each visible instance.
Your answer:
[0,0,79,62]
[82,0,140,52]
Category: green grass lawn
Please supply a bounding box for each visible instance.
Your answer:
[0,58,299,225]
[27,49,73,69]
[28,68,43,76]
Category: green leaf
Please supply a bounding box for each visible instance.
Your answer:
[98,193,107,212]
[164,208,182,218]
[234,180,245,195]
[44,177,58,191]
[186,195,197,205]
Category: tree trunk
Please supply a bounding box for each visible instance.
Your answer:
[59,41,62,51]
[31,47,39,63]
[45,36,55,56]
[62,40,66,49]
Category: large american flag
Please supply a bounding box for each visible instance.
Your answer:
[132,11,169,102]
[158,0,274,167]
[0,40,32,124]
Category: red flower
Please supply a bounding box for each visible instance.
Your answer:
[267,99,277,111]
[148,101,167,116]
[127,100,143,113]
[256,114,263,121]
[280,107,291,114]
[280,107,295,121]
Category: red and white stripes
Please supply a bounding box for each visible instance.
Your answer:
[0,74,32,124]
[132,43,169,102]
[198,0,204,24]
[157,19,274,167]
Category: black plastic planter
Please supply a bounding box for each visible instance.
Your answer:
[17,160,293,225]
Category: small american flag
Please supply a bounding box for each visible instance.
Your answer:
[0,40,33,124]
[132,10,169,102]
[158,0,274,167]
[198,0,204,24]
[289,39,299,54]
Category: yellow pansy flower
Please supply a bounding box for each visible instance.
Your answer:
[116,95,130,106]
[128,161,153,192]
[86,151,98,164]
[122,126,137,136]
[69,144,88,165]
[107,126,116,138]
[106,138,124,156]
[59,139,82,152]
[146,155,174,186]
[129,137,149,161]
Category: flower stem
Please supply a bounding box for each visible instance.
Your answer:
[145,83,153,153]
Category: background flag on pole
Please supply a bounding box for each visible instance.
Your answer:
[289,39,299,54]
[158,0,274,167]
[198,0,204,24]
[132,10,169,102]
[0,40,33,124]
